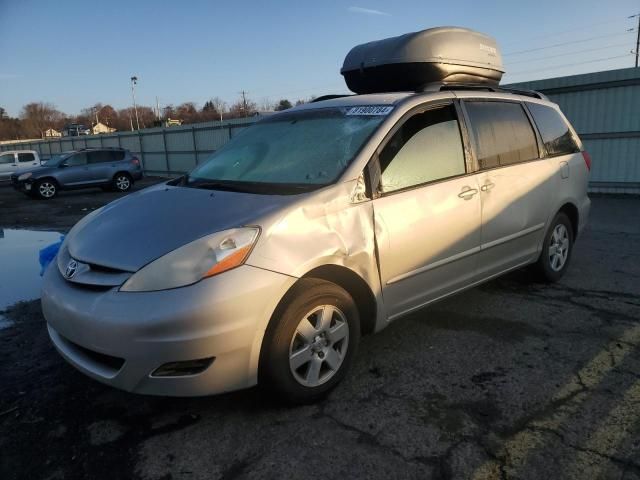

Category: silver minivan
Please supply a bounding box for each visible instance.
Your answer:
[42,28,590,402]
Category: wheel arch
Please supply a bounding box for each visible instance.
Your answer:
[300,265,377,336]
[113,171,133,181]
[557,202,579,238]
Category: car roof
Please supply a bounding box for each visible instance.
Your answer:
[290,85,550,112]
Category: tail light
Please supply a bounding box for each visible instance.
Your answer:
[131,156,140,166]
[582,151,591,171]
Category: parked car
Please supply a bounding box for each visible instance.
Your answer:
[42,27,590,403]
[63,124,91,136]
[0,150,42,182]
[11,148,143,199]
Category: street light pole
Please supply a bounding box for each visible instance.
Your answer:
[130,76,140,130]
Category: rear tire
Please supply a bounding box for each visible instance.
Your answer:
[259,278,360,404]
[34,179,58,200]
[113,173,132,192]
[533,212,574,282]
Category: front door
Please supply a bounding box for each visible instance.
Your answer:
[56,152,90,186]
[371,102,482,320]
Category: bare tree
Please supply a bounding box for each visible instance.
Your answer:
[229,92,257,118]
[258,97,273,112]
[201,97,227,121]
[20,102,64,138]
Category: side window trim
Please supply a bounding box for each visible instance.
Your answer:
[459,98,543,173]
[366,100,473,198]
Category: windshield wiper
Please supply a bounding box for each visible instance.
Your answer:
[186,180,258,193]
[183,177,323,195]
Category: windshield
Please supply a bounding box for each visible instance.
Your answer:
[184,107,388,194]
[42,153,70,166]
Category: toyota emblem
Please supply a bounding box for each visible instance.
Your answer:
[65,260,78,279]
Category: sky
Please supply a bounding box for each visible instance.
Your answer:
[1,0,638,116]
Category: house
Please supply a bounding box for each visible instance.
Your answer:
[43,128,62,138]
[92,122,116,134]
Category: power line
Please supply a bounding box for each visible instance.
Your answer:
[505,42,632,66]
[501,17,634,47]
[503,30,635,56]
[505,53,634,77]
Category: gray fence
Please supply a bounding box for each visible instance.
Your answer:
[0,117,258,176]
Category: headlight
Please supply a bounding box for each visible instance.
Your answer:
[18,172,32,181]
[120,227,260,292]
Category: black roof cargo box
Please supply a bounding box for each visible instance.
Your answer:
[341,27,504,94]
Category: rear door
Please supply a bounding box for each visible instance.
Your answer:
[371,102,482,319]
[87,150,119,183]
[0,153,17,180]
[461,99,555,278]
[17,152,40,171]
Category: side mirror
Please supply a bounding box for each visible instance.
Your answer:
[59,162,69,168]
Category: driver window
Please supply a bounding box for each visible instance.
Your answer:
[65,153,87,166]
[379,104,466,193]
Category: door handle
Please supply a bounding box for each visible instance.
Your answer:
[481,181,495,192]
[458,186,478,200]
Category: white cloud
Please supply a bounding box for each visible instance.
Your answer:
[348,6,391,16]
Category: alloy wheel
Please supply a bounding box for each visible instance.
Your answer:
[548,224,569,272]
[115,176,130,191]
[39,182,56,198]
[288,305,349,387]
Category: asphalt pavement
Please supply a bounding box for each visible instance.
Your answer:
[0,183,638,480]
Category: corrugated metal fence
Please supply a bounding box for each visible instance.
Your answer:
[0,117,258,176]
[2,68,639,192]
[507,67,640,194]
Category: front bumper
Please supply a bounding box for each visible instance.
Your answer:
[11,176,34,192]
[42,263,295,396]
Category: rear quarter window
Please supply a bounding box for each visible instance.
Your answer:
[526,102,580,157]
[465,101,539,169]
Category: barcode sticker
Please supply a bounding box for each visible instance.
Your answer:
[345,106,394,116]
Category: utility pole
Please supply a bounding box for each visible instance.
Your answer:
[635,14,640,67]
[239,90,249,117]
[130,76,140,130]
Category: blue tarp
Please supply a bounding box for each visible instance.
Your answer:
[39,236,65,276]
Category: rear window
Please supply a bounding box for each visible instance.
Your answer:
[88,150,125,163]
[526,102,580,157]
[465,101,539,169]
[18,153,35,163]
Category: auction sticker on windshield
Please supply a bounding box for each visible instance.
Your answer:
[345,106,394,116]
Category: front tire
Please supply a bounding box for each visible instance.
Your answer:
[534,212,574,282]
[259,279,360,404]
[34,179,57,199]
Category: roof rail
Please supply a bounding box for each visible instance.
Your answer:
[310,94,355,103]
[435,83,547,100]
[75,146,124,151]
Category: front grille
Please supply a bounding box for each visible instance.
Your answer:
[58,247,132,288]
